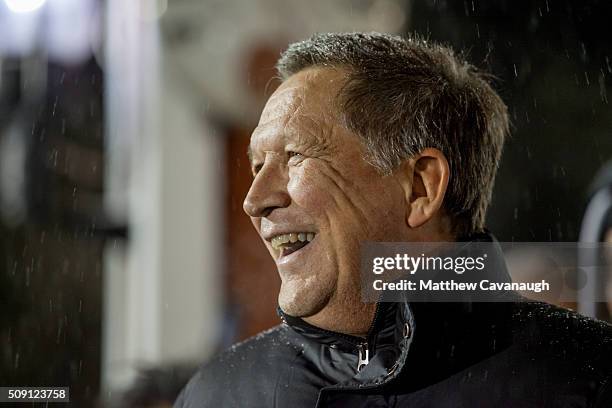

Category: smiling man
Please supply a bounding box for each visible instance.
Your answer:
[243,65,449,335]
[176,33,612,407]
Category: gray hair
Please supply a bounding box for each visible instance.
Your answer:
[276,32,509,236]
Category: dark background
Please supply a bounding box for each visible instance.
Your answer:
[411,0,612,241]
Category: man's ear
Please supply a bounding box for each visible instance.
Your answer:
[397,148,450,228]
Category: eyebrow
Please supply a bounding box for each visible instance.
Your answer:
[291,116,335,155]
[246,115,335,165]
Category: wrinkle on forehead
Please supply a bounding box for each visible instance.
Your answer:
[257,84,303,126]
[287,114,336,156]
[249,67,348,163]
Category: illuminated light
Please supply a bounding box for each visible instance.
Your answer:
[4,0,47,13]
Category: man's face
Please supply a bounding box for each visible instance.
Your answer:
[244,67,408,317]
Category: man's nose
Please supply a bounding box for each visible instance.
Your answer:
[243,163,291,218]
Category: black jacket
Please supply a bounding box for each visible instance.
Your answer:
[176,238,612,407]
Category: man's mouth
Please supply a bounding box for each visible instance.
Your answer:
[270,232,316,257]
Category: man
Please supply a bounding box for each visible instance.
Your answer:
[176,32,612,407]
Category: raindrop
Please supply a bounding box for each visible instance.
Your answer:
[598,72,608,103]
[580,43,588,62]
[56,323,62,344]
[52,96,59,117]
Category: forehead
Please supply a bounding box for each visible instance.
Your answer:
[249,67,347,158]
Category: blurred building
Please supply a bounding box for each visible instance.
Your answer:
[0,0,105,405]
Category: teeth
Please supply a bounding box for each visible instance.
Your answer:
[270,232,315,250]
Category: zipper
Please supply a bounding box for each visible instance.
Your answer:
[314,302,413,405]
[357,343,369,372]
[279,301,385,372]
[355,300,385,372]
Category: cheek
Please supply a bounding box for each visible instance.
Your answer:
[287,162,335,212]
[287,161,406,240]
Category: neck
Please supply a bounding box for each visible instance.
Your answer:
[302,300,376,337]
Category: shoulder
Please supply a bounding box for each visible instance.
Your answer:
[512,301,612,351]
[511,301,612,386]
[174,324,301,408]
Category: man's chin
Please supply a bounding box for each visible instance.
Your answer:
[278,285,330,318]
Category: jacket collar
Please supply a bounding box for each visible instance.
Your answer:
[277,301,407,354]
[277,232,514,387]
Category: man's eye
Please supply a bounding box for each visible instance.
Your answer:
[287,151,304,165]
[287,151,305,165]
[252,164,263,175]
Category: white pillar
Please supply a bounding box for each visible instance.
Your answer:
[102,0,222,396]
